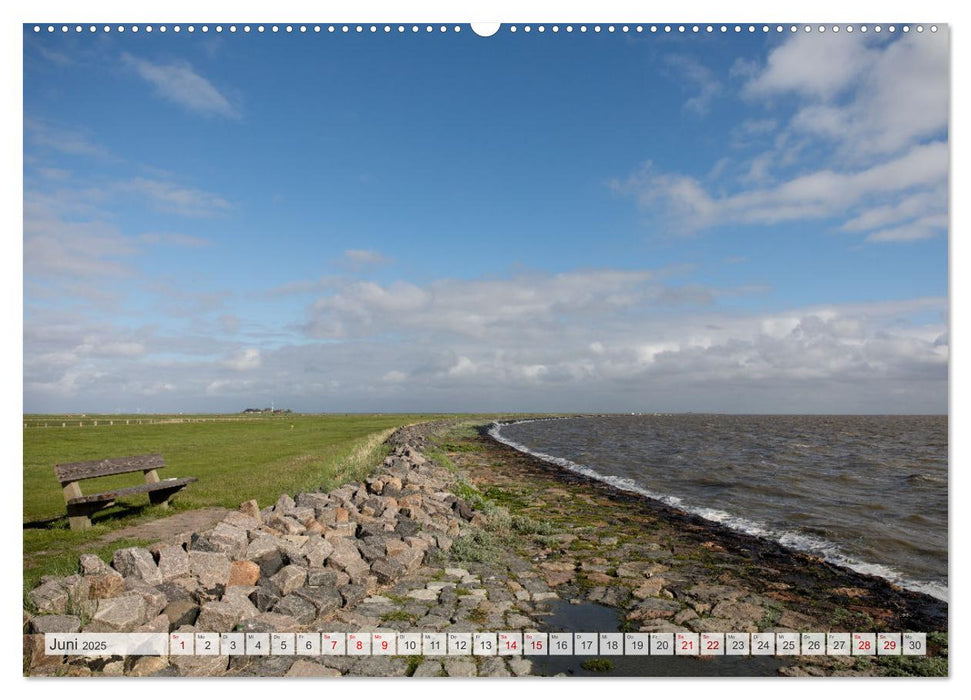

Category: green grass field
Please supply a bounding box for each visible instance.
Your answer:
[23,412,453,590]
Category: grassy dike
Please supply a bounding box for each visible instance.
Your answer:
[23,413,447,589]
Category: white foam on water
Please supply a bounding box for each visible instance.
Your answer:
[489,419,949,603]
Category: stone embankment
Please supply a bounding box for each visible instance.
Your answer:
[24,423,543,677]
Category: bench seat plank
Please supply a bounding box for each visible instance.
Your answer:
[54,454,166,484]
[67,477,197,505]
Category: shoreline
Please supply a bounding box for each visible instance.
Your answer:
[486,417,949,608]
[477,423,947,633]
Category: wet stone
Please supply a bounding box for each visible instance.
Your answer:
[629,598,681,620]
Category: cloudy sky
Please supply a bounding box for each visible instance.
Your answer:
[22,24,948,414]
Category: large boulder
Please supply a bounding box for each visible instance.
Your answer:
[270,565,307,597]
[326,538,369,578]
[113,548,163,586]
[188,551,232,588]
[86,593,149,632]
[228,560,261,587]
[208,523,249,560]
[271,593,317,624]
[84,569,125,600]
[196,600,243,632]
[27,579,70,615]
[156,545,191,581]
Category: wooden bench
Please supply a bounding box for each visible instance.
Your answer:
[54,454,197,530]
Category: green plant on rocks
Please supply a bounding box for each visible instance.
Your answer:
[440,442,484,453]
[405,655,424,677]
[758,601,784,631]
[381,610,418,623]
[450,530,502,564]
[582,658,614,673]
[511,514,556,536]
[468,606,488,624]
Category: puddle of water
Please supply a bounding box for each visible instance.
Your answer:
[531,599,787,677]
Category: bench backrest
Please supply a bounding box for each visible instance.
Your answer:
[53,454,166,486]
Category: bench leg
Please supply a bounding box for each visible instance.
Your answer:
[66,501,113,530]
[149,486,183,507]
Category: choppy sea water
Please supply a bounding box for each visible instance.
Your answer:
[491,415,948,601]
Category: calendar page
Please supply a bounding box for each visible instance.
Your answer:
[20,0,950,682]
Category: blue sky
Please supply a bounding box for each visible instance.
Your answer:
[22,23,949,413]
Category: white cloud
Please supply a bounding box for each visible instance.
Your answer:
[22,275,947,413]
[744,32,873,100]
[344,249,392,266]
[865,215,948,243]
[777,34,949,161]
[122,177,232,217]
[448,356,477,377]
[139,232,212,247]
[664,54,722,116]
[222,348,262,371]
[23,190,135,285]
[304,270,663,340]
[613,141,946,235]
[122,53,240,119]
[25,119,111,159]
[613,32,948,245]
